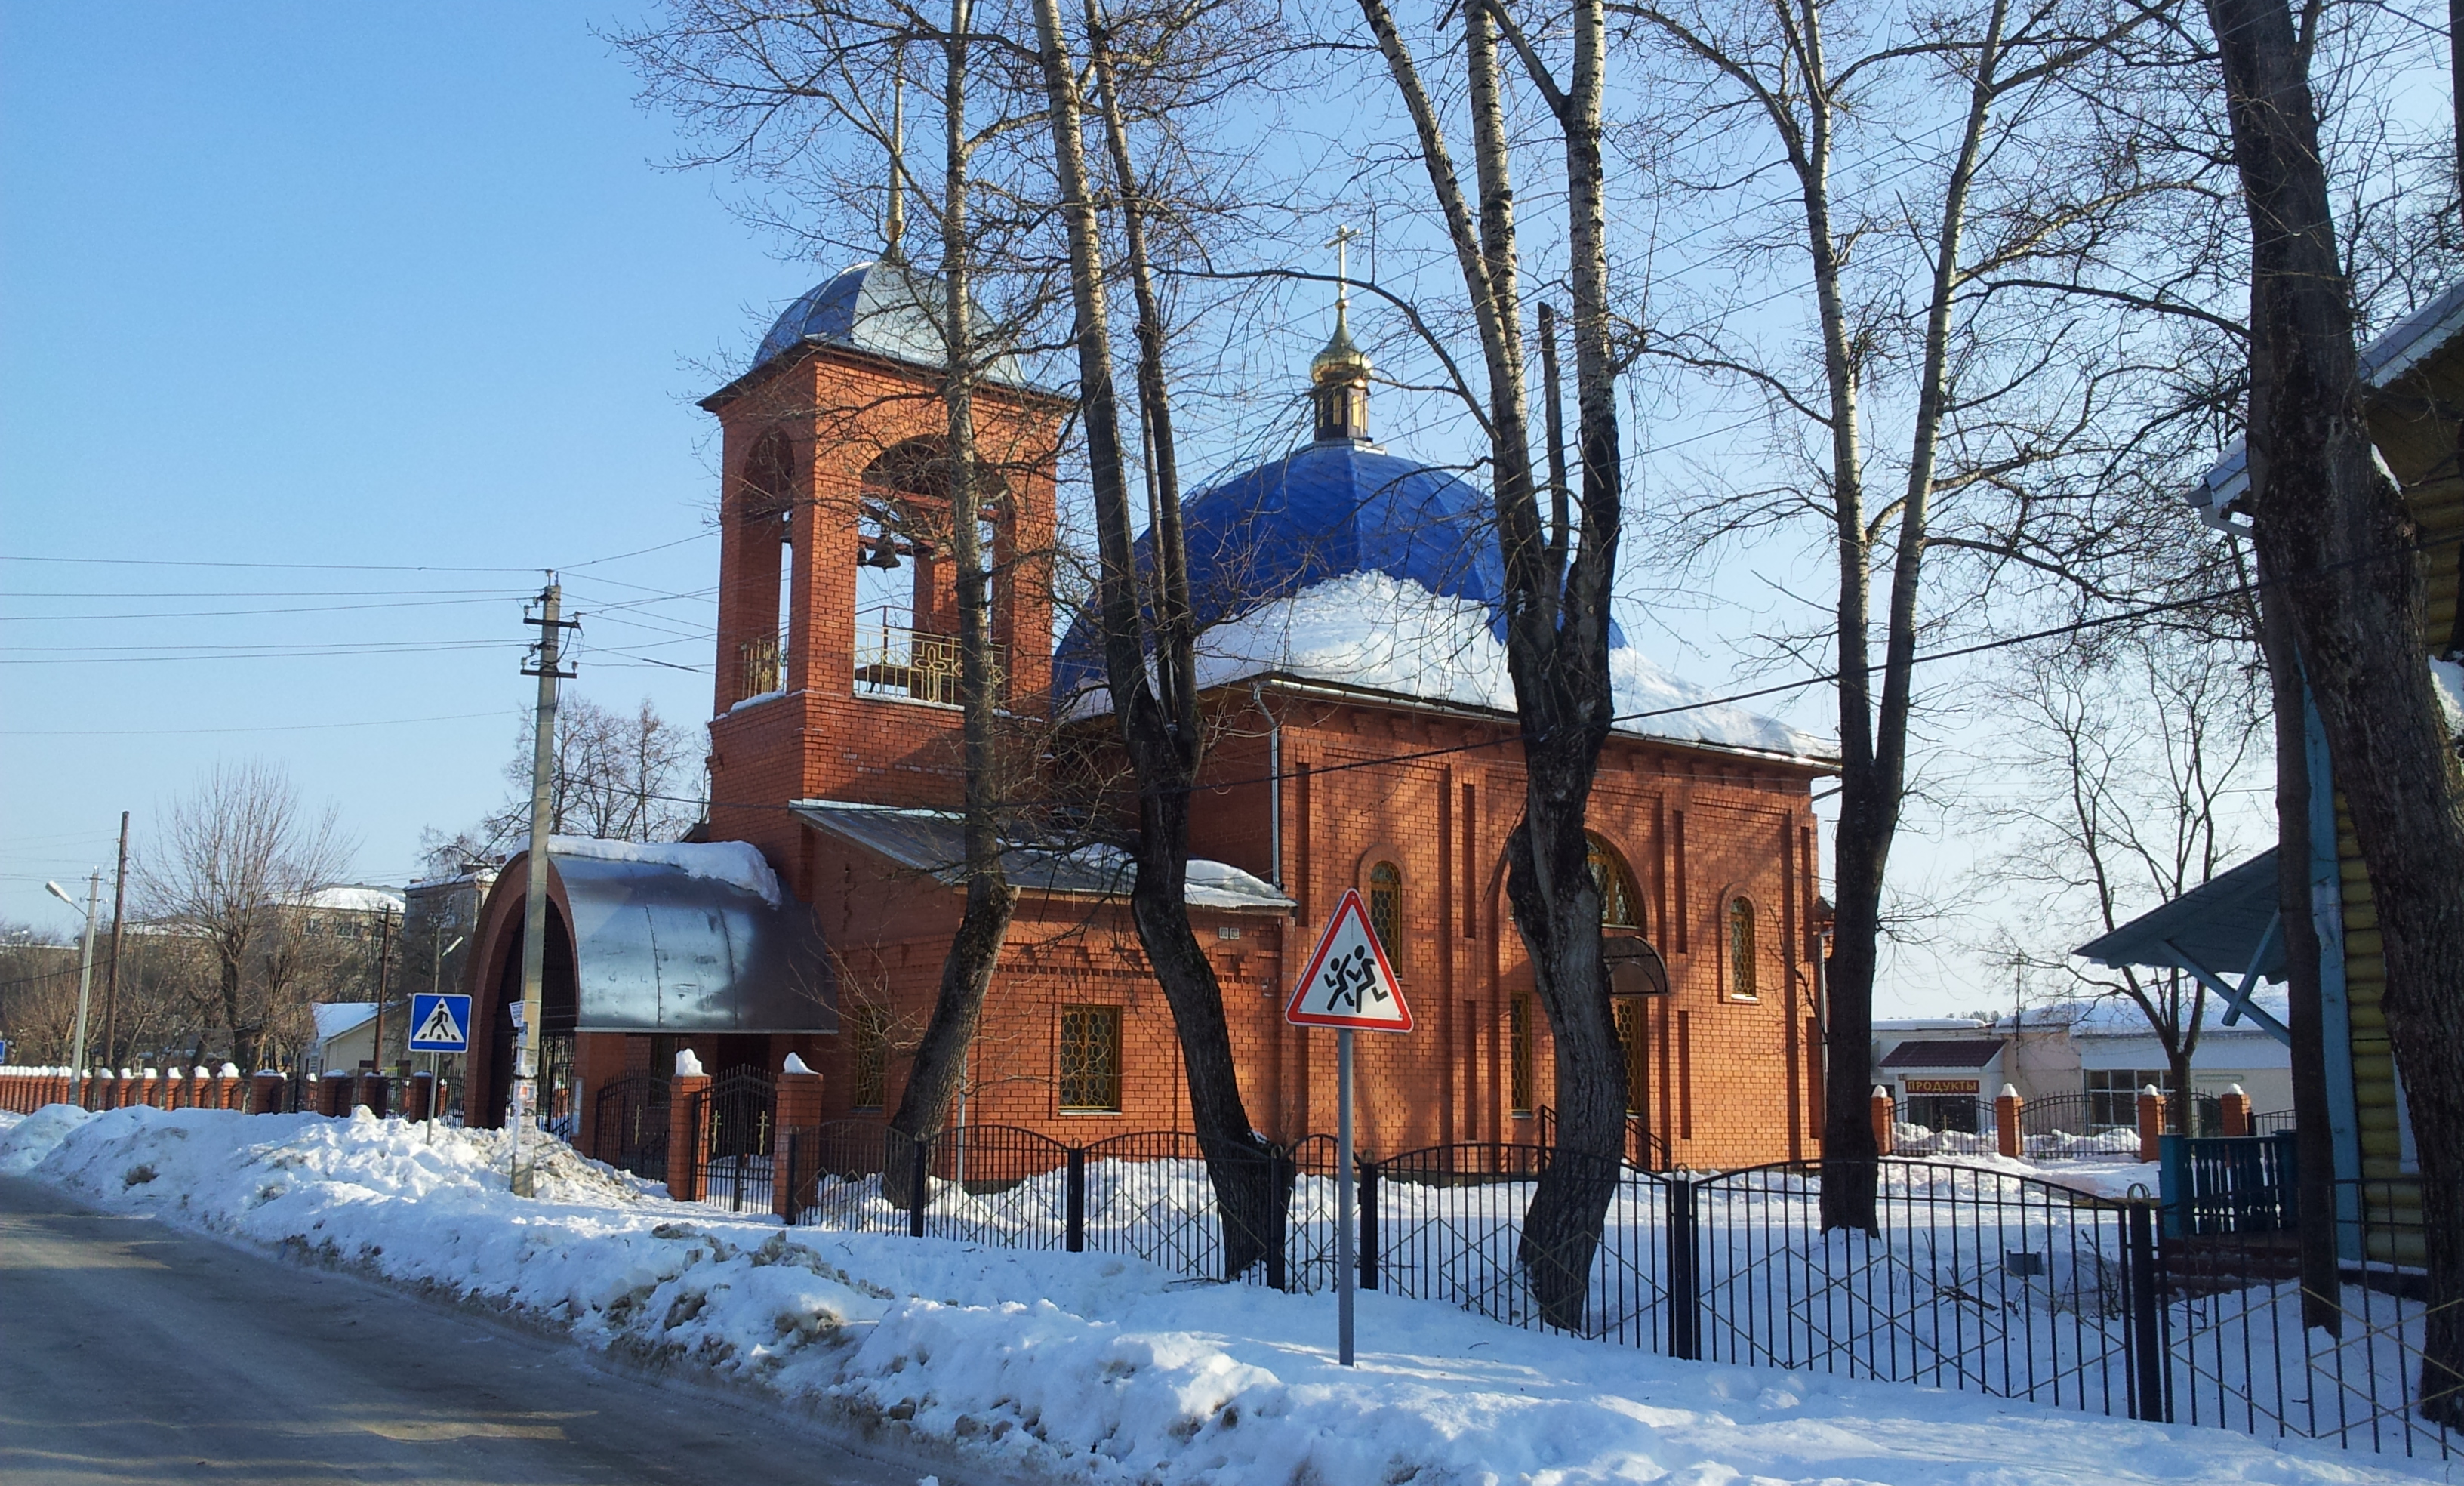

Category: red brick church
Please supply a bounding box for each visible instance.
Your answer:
[461,260,1837,1169]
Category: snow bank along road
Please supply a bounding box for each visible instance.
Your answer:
[0,1176,962,1486]
[1,1103,2451,1486]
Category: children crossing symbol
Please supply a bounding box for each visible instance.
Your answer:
[1283,889,1413,1031]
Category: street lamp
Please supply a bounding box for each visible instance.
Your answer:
[44,874,101,1103]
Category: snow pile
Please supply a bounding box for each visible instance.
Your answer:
[0,1103,82,1174]
[1083,572,1829,761]
[548,837,783,907]
[1893,1121,1996,1155]
[3,1105,2441,1484]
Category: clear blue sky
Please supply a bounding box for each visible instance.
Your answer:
[2,3,828,933]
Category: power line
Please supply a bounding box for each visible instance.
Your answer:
[0,711,507,738]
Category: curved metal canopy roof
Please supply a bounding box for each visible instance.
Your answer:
[548,852,836,1034]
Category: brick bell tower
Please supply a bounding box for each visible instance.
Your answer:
[698,260,1062,893]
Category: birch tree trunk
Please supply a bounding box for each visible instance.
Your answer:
[1031,0,1280,1279]
[889,0,1022,1191]
[1357,0,1628,1329]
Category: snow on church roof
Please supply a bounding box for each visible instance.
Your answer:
[1052,416,1830,763]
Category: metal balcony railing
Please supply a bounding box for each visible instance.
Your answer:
[853,615,1002,706]
[738,634,782,698]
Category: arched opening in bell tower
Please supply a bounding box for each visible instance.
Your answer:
[738,429,798,699]
[852,436,1008,707]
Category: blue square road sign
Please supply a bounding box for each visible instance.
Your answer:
[407,993,473,1053]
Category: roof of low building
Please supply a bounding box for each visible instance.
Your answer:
[312,1002,377,1043]
[791,801,1295,913]
[2073,849,2285,981]
[2192,277,2464,525]
[1878,1037,2004,1069]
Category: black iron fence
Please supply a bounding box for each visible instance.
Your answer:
[765,1124,2450,1460]
[593,1073,670,1184]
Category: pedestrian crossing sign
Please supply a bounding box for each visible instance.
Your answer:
[408,993,473,1053]
[1283,889,1414,1032]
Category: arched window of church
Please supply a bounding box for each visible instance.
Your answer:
[1727,896,1758,1000]
[1586,833,1642,931]
[1368,861,1403,961]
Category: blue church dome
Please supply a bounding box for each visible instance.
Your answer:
[750,261,1021,382]
[1053,439,1517,704]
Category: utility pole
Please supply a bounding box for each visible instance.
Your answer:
[103,810,128,1071]
[368,906,397,1074]
[512,577,576,1196]
[45,874,100,1102]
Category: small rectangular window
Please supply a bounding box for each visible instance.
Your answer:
[850,1005,891,1110]
[1508,993,1535,1116]
[1216,924,1241,940]
[1059,1004,1123,1112]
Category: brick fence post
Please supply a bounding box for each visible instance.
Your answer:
[2136,1085,2165,1162]
[405,1071,435,1122]
[214,1064,242,1110]
[137,1068,160,1108]
[2220,1083,2251,1138]
[161,1069,184,1109]
[773,1053,825,1220]
[319,1071,351,1118]
[250,1072,286,1114]
[1996,1084,2023,1160]
[1870,1086,1896,1157]
[356,1071,389,1118]
[667,1050,710,1203]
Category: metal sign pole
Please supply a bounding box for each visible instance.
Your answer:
[1337,1025,1355,1367]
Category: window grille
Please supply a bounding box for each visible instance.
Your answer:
[1058,1004,1123,1112]
[1726,896,1758,1000]
[1613,997,1646,1114]
[1587,834,1642,930]
[1368,861,1402,960]
[1508,992,1535,1115]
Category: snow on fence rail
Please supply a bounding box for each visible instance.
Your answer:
[749,1121,2453,1461]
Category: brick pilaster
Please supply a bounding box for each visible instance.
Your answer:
[772,1060,826,1219]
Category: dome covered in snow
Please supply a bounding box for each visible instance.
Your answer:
[1051,329,1829,762]
[750,260,1021,383]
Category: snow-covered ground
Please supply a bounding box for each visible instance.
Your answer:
[0,1103,2447,1485]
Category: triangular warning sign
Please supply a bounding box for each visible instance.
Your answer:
[411,1000,464,1047]
[1284,889,1415,1032]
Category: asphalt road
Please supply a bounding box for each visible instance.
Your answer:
[0,1176,982,1485]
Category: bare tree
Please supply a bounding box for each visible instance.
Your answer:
[437,695,700,862]
[137,762,355,1074]
[1338,0,1632,1327]
[2200,0,2464,1421]
[1611,0,2188,1229]
[1974,631,2271,1124]
[1030,0,1300,1278]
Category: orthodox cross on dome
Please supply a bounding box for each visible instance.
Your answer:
[1312,224,1372,444]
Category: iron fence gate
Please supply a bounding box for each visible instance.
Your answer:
[592,1072,670,1182]
[691,1068,774,1214]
